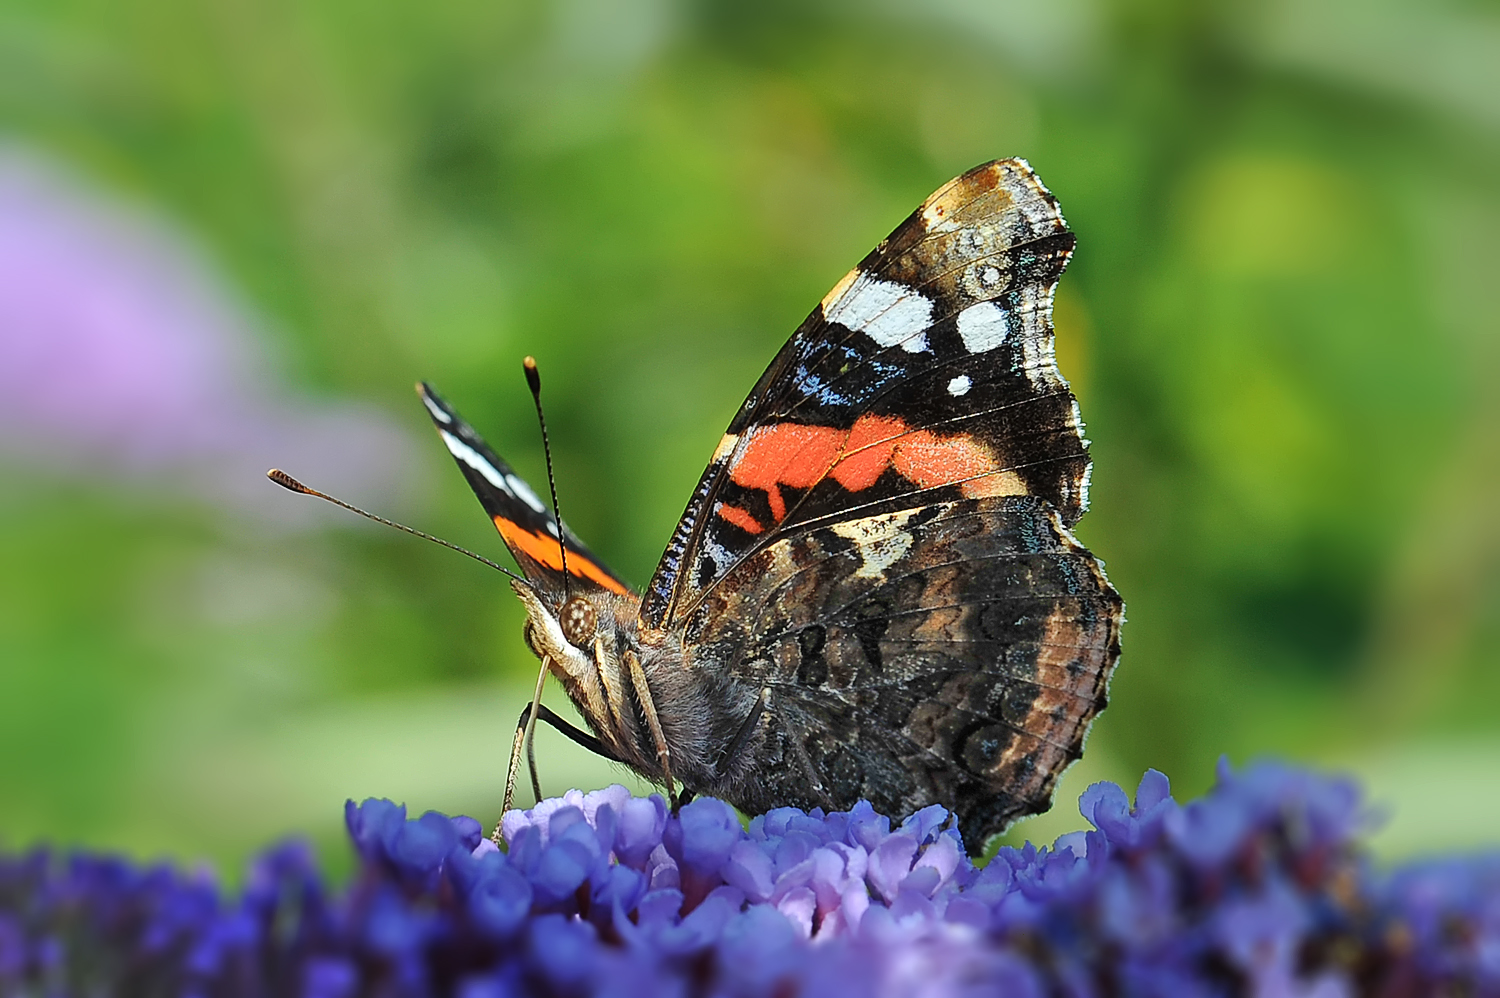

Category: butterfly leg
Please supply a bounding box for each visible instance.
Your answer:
[524,701,621,814]
[495,702,622,844]
[516,700,621,787]
[592,635,632,754]
[712,686,769,780]
[624,648,677,806]
[524,714,543,808]
[497,721,529,844]
[500,653,553,833]
[531,703,614,758]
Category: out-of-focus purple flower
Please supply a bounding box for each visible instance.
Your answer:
[0,146,416,525]
[344,796,406,862]
[303,957,358,998]
[388,811,461,887]
[2,761,1497,996]
[1372,852,1500,990]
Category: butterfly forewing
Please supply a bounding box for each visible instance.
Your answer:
[639,158,1122,844]
[418,382,630,600]
[642,159,1090,634]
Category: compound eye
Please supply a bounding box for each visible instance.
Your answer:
[559,596,598,647]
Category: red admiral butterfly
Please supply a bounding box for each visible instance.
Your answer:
[263,159,1118,844]
[410,159,1123,846]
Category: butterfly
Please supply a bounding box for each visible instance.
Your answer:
[419,159,1123,847]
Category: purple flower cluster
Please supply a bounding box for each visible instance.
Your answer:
[2,762,1497,996]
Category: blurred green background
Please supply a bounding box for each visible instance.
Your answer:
[2,0,1497,876]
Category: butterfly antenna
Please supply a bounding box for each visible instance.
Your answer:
[523,356,571,602]
[266,469,526,583]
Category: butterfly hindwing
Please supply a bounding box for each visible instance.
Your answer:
[678,495,1121,839]
[418,382,630,600]
[642,159,1088,633]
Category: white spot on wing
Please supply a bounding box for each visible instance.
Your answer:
[824,272,932,353]
[505,473,548,514]
[692,536,736,588]
[422,394,452,424]
[832,509,918,580]
[440,430,511,493]
[705,538,734,574]
[947,375,972,396]
[956,301,1010,353]
[437,432,551,518]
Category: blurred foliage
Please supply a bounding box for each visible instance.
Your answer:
[1,0,1497,871]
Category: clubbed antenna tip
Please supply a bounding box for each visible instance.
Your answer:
[267,468,312,493]
[523,355,541,398]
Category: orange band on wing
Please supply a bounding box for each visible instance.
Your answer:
[715,503,764,535]
[720,413,1025,532]
[830,414,905,491]
[493,516,630,595]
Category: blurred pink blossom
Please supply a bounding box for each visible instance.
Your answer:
[0,146,418,527]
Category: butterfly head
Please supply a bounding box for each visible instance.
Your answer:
[515,577,636,652]
[510,578,651,759]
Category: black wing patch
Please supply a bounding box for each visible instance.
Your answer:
[417,383,630,599]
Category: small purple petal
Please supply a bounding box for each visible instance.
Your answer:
[898,865,941,899]
[1166,797,1251,867]
[1135,769,1172,812]
[469,862,533,938]
[776,885,817,938]
[344,798,406,862]
[646,843,680,891]
[634,888,684,931]
[899,803,950,844]
[867,834,918,904]
[450,815,484,853]
[723,841,775,902]
[591,864,646,916]
[303,957,358,998]
[845,800,891,852]
[531,839,593,905]
[614,795,668,868]
[1080,781,1135,846]
[913,831,960,888]
[718,904,803,987]
[672,797,742,877]
[389,811,459,881]
[528,913,597,987]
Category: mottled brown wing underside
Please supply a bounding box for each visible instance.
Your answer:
[682,496,1122,846]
